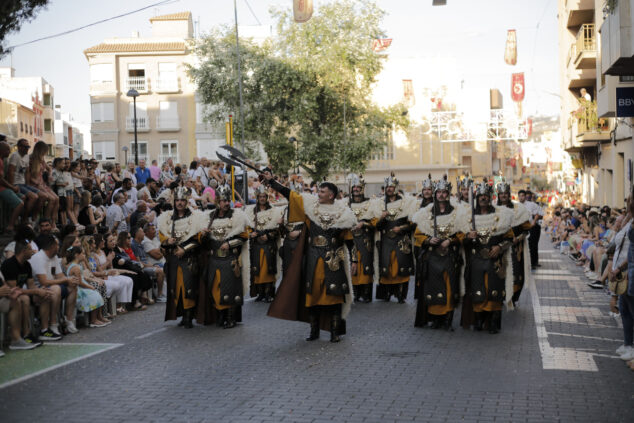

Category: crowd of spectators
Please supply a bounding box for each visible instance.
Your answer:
[545,192,634,371]
[0,136,285,356]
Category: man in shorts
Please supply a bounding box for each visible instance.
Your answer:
[0,140,25,232]
[6,138,39,221]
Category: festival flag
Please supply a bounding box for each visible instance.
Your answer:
[403,79,415,106]
[372,38,393,52]
[293,0,313,23]
[504,30,517,65]
[511,73,525,102]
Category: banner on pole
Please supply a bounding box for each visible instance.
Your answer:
[403,79,415,106]
[511,73,525,102]
[293,0,313,23]
[504,30,517,65]
[372,38,393,52]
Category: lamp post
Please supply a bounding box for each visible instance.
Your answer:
[127,89,139,166]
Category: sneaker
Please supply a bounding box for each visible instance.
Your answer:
[50,325,61,337]
[66,320,78,334]
[89,322,107,328]
[24,335,43,347]
[587,281,603,289]
[9,338,38,350]
[616,345,628,355]
[156,296,167,303]
[619,346,634,361]
[39,329,62,341]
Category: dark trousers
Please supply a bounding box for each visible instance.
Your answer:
[529,224,541,267]
[619,294,634,346]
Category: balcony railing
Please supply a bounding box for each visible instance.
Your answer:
[573,23,596,68]
[125,76,147,92]
[156,116,180,131]
[125,116,150,132]
[158,154,180,165]
[574,100,611,142]
[155,78,179,93]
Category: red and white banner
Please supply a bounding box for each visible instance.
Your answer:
[511,72,525,102]
[504,30,517,65]
[403,79,415,106]
[372,38,392,52]
[293,0,313,23]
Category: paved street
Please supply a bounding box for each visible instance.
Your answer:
[1,237,633,422]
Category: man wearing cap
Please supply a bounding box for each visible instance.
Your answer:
[412,176,466,330]
[263,171,356,343]
[246,185,283,302]
[197,185,250,329]
[496,181,532,306]
[158,186,209,328]
[347,175,381,303]
[375,174,418,304]
[461,180,514,334]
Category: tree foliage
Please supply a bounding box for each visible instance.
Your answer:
[189,0,408,181]
[0,0,49,57]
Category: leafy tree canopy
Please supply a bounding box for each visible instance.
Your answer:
[189,0,408,181]
[0,0,49,57]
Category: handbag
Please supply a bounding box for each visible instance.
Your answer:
[608,272,628,296]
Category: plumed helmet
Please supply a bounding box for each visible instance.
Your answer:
[174,186,191,201]
[475,178,493,197]
[216,184,232,201]
[384,172,399,188]
[348,173,365,190]
[433,174,452,194]
[456,176,472,190]
[422,173,433,190]
[255,184,268,196]
[496,178,511,194]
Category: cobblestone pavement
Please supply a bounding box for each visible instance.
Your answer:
[1,236,633,422]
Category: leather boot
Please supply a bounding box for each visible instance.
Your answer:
[306,309,319,341]
[444,310,454,332]
[363,284,372,303]
[397,283,405,304]
[353,285,360,302]
[330,312,341,343]
[224,307,236,329]
[474,312,483,331]
[183,309,194,329]
[489,311,501,334]
[255,285,265,302]
[265,283,274,303]
[216,309,226,327]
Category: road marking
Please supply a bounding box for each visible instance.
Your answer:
[534,275,581,281]
[548,332,622,343]
[533,269,572,275]
[0,343,122,390]
[135,327,168,339]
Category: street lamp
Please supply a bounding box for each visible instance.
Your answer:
[127,88,139,166]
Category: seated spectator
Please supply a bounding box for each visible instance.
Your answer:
[27,141,59,229]
[131,226,165,303]
[78,191,104,227]
[130,200,155,230]
[6,138,39,222]
[112,178,137,214]
[0,140,25,233]
[106,232,152,310]
[64,246,105,327]
[29,234,79,335]
[91,234,134,314]
[34,218,54,250]
[107,193,128,234]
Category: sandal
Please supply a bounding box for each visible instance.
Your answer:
[133,301,147,311]
[116,306,128,314]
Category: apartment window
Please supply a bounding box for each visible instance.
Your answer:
[128,63,145,78]
[128,101,147,117]
[20,122,23,132]
[372,131,394,161]
[619,75,634,83]
[44,119,52,132]
[158,63,177,90]
[127,64,146,91]
[90,64,113,83]
[130,141,148,160]
[91,102,115,122]
[43,93,51,106]
[30,125,33,135]
[160,140,179,161]
[93,141,116,161]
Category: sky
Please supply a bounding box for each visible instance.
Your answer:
[0,0,559,125]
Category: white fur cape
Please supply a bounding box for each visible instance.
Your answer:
[298,192,357,318]
[245,204,285,282]
[157,208,209,243]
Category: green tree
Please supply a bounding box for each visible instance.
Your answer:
[0,0,49,57]
[189,0,408,181]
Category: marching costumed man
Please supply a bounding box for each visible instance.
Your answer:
[375,174,418,303]
[347,174,381,303]
[420,174,434,209]
[246,185,284,303]
[197,185,250,329]
[158,186,210,328]
[264,171,356,343]
[496,181,532,306]
[454,177,472,210]
[413,176,466,330]
[461,180,514,334]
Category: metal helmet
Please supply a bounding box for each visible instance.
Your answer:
[422,173,433,190]
[433,174,452,194]
[174,186,191,201]
[216,184,232,201]
[384,172,399,189]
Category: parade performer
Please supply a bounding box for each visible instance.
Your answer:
[264,171,356,343]
[158,186,209,328]
[375,174,418,303]
[347,174,381,303]
[496,181,532,306]
[454,177,472,209]
[461,179,514,334]
[413,176,466,330]
[246,186,283,303]
[419,174,434,209]
[197,185,250,329]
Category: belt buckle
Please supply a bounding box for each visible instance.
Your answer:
[313,235,328,247]
[387,229,397,239]
[215,249,227,258]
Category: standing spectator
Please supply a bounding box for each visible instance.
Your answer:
[0,141,25,233]
[160,162,174,186]
[27,141,59,228]
[122,161,137,185]
[149,159,161,181]
[616,195,634,365]
[135,159,151,184]
[29,234,79,335]
[106,193,128,234]
[6,138,39,221]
